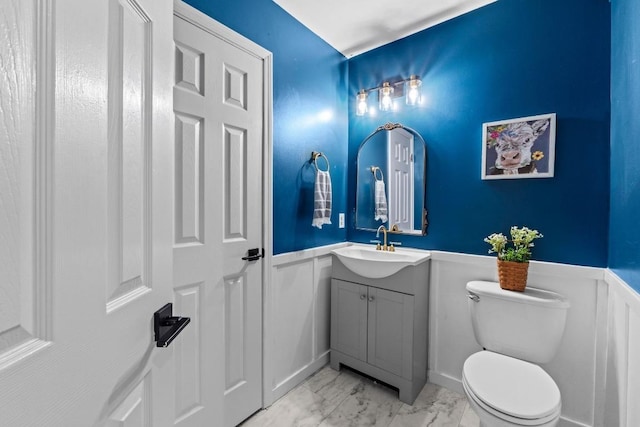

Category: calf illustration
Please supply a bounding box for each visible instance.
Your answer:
[487,119,550,175]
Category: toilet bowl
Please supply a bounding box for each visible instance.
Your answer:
[462,281,570,427]
[462,351,561,427]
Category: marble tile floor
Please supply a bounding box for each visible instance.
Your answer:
[240,365,481,427]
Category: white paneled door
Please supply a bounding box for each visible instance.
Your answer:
[0,0,269,426]
[0,0,176,425]
[173,3,268,427]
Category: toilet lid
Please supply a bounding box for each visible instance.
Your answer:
[463,351,561,420]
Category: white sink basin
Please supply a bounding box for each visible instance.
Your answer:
[331,245,430,279]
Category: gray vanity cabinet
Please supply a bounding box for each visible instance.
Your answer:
[330,255,430,405]
[332,280,414,378]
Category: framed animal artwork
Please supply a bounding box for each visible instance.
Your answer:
[481,113,556,180]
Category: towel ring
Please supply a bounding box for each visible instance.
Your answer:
[371,166,384,182]
[311,151,330,172]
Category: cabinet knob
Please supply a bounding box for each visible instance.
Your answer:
[360,294,366,300]
[368,296,375,302]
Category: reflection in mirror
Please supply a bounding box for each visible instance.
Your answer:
[356,123,427,235]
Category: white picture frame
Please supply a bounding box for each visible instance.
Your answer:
[481,113,556,180]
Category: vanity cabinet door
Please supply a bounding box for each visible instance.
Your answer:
[367,287,414,379]
[331,279,368,361]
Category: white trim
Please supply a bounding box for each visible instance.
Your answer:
[106,286,152,314]
[35,0,55,343]
[605,269,640,314]
[0,339,52,372]
[602,268,640,427]
[270,351,330,404]
[261,49,275,410]
[558,416,594,427]
[34,0,55,341]
[427,371,463,395]
[174,1,270,60]
[272,242,348,267]
[264,245,337,406]
[592,279,609,427]
[430,250,605,280]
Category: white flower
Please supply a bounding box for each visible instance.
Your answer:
[484,226,543,262]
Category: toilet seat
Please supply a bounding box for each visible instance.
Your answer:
[463,376,560,426]
[463,351,561,425]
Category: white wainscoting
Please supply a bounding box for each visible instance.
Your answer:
[427,251,606,427]
[601,270,640,427]
[264,245,640,427]
[263,243,347,405]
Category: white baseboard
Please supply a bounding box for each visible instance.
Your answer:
[557,416,593,427]
[427,370,464,395]
[268,351,330,405]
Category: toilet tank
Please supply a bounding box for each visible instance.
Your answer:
[466,280,570,364]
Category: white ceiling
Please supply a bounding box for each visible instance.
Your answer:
[273,0,497,58]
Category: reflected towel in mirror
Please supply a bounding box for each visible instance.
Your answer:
[312,170,332,229]
[375,180,388,222]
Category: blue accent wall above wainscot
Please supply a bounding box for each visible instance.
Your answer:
[183,0,349,255]
[347,0,611,267]
[609,0,640,292]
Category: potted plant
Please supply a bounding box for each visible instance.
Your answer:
[484,226,543,291]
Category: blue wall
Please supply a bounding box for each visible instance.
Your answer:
[609,0,640,292]
[184,0,348,254]
[347,0,611,267]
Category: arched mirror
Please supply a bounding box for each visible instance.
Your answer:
[355,123,428,235]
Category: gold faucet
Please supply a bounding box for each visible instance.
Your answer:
[376,225,388,251]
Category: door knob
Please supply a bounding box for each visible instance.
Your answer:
[154,303,191,348]
[368,296,375,302]
[360,294,366,300]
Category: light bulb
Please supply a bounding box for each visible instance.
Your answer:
[405,75,422,106]
[408,87,419,103]
[379,82,394,112]
[381,94,392,109]
[356,90,368,116]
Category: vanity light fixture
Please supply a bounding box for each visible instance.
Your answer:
[355,75,423,117]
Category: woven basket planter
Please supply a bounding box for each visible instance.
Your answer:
[497,259,529,292]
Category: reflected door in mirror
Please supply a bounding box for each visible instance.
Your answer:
[387,128,414,232]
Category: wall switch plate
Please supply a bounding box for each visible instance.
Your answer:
[339,213,345,228]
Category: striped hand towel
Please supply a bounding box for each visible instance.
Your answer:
[374,180,388,222]
[312,170,332,229]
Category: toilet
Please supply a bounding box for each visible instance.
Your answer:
[462,280,570,427]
